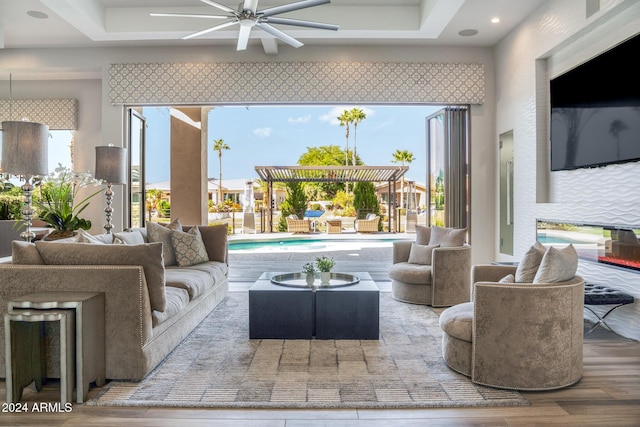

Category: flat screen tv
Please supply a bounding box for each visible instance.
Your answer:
[550,33,640,171]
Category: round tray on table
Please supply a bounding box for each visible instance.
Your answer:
[270,272,359,289]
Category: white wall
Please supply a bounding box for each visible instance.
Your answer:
[495,0,640,339]
[0,44,496,264]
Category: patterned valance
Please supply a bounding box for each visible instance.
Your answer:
[0,99,78,130]
[108,61,484,105]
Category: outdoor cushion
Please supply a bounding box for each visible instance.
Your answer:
[533,244,578,283]
[515,241,546,282]
[428,226,467,247]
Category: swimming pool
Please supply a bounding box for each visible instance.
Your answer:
[228,238,398,253]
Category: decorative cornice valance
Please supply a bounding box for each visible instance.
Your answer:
[108,61,484,105]
[0,98,78,130]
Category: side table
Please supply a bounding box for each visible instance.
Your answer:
[8,291,106,403]
[5,309,74,404]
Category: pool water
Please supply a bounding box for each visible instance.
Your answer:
[228,238,395,253]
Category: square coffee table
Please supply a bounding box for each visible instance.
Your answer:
[249,272,379,340]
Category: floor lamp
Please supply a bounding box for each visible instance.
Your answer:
[1,121,49,242]
[95,145,127,234]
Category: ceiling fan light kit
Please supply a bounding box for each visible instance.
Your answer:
[152,0,338,51]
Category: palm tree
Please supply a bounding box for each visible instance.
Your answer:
[349,108,366,166]
[213,138,230,204]
[337,109,352,193]
[391,149,415,209]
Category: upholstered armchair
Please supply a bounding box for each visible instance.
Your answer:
[285,215,311,233]
[388,226,471,307]
[439,243,584,391]
[354,214,380,233]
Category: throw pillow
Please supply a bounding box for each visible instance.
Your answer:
[407,243,439,265]
[75,229,113,244]
[35,241,167,312]
[428,226,467,247]
[171,227,209,267]
[499,274,515,283]
[114,230,145,245]
[415,225,432,245]
[533,244,579,283]
[515,241,546,283]
[198,224,228,263]
[11,241,44,264]
[147,218,182,266]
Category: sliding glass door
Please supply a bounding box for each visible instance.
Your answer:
[128,108,146,228]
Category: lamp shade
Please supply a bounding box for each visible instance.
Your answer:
[95,146,127,184]
[1,121,49,176]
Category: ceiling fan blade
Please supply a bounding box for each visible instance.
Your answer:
[237,24,252,50]
[183,20,239,40]
[150,13,230,19]
[260,0,330,18]
[243,0,259,14]
[255,22,303,48]
[262,16,338,31]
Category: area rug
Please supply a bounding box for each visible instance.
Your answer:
[87,292,528,409]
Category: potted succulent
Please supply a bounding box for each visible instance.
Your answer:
[302,262,317,286]
[315,255,335,286]
[34,164,103,240]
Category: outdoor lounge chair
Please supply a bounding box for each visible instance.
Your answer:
[354,214,380,233]
[286,215,311,233]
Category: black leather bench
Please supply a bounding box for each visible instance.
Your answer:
[584,283,635,336]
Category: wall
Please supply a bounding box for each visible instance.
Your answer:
[495,0,640,339]
[0,44,496,265]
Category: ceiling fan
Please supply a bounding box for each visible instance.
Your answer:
[151,0,339,51]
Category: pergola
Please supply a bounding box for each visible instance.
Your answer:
[254,165,409,232]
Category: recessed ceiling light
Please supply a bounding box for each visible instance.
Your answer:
[27,10,49,19]
[458,29,479,37]
[491,17,500,24]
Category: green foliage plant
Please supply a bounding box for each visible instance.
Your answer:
[277,181,309,231]
[34,164,102,233]
[315,255,335,272]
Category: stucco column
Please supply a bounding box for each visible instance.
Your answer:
[170,107,209,226]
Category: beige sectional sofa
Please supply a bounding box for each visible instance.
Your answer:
[0,223,229,380]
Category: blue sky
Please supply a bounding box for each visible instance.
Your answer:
[144,105,443,184]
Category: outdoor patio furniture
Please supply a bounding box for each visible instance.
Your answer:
[326,219,342,234]
[354,214,380,233]
[286,215,311,233]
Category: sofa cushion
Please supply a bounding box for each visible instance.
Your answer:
[439,302,474,342]
[75,229,113,244]
[35,241,167,312]
[533,244,578,283]
[499,274,515,283]
[171,227,209,267]
[428,226,467,247]
[152,286,190,327]
[198,224,228,263]
[515,241,546,283]
[388,262,432,285]
[415,225,431,245]
[147,219,182,266]
[407,243,439,265]
[114,230,145,245]
[12,241,44,264]
[165,268,212,300]
[182,261,228,285]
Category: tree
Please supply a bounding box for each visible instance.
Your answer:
[337,109,352,193]
[298,145,360,199]
[277,181,308,231]
[391,149,415,209]
[353,181,380,230]
[349,108,367,167]
[212,138,230,204]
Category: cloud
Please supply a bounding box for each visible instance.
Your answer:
[253,127,272,138]
[288,115,311,124]
[319,106,375,125]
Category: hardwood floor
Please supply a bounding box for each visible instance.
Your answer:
[2,250,639,426]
